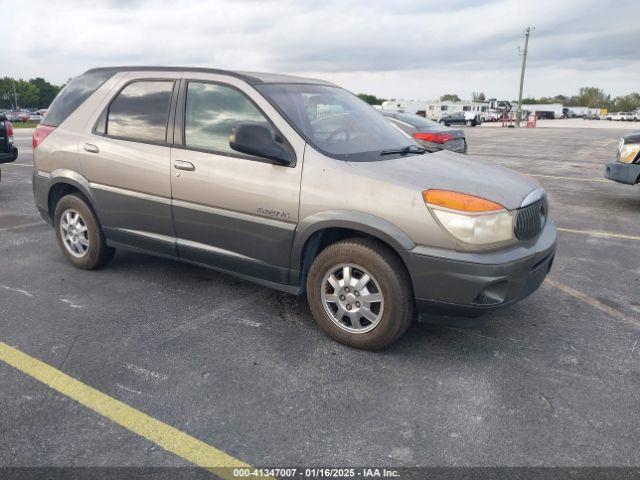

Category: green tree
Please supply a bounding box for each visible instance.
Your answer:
[611,93,640,112]
[440,93,461,102]
[30,77,62,108]
[357,93,387,106]
[472,92,486,102]
[15,80,40,108]
[0,76,62,109]
[573,87,610,108]
[0,78,19,109]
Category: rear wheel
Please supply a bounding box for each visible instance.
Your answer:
[54,194,115,269]
[306,238,414,350]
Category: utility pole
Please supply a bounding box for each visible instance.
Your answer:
[516,27,533,127]
[12,79,19,110]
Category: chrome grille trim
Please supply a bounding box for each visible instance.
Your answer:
[514,197,547,241]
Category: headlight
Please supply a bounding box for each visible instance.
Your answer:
[618,140,640,164]
[423,190,514,245]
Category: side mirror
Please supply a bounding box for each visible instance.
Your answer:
[229,123,293,166]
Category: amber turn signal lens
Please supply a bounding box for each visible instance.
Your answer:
[422,189,504,212]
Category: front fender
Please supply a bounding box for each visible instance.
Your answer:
[289,210,416,285]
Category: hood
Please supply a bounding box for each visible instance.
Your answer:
[623,132,640,144]
[348,149,540,211]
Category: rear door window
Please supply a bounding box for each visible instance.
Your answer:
[106,80,174,143]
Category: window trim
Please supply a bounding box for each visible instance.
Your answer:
[92,78,178,148]
[173,79,297,167]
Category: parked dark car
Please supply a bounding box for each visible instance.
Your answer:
[0,114,19,180]
[605,132,640,188]
[382,111,467,153]
[439,112,481,127]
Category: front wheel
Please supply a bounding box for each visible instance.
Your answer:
[54,194,115,269]
[306,238,414,350]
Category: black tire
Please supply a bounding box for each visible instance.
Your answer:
[306,238,414,350]
[53,194,115,270]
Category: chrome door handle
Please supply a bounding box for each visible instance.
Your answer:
[84,143,99,153]
[174,160,195,171]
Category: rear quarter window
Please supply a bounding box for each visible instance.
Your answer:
[43,70,114,127]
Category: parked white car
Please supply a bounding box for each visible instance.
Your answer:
[610,112,632,121]
[481,111,502,122]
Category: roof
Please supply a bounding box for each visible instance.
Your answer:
[85,66,334,86]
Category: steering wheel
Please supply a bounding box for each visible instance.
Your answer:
[326,126,351,143]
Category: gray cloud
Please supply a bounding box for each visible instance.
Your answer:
[4,0,639,99]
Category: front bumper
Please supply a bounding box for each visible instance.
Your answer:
[405,220,557,318]
[605,161,640,185]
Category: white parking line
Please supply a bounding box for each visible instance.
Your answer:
[557,227,640,242]
[6,163,34,168]
[530,174,608,183]
[0,222,46,232]
[545,278,640,329]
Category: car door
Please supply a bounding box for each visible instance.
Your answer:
[82,75,179,255]
[170,76,304,285]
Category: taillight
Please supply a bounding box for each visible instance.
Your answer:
[33,124,56,149]
[5,121,14,138]
[413,132,455,144]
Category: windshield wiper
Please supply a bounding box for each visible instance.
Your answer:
[380,145,428,156]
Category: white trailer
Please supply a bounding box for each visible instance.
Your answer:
[423,101,488,120]
[381,99,489,121]
[566,106,600,118]
[380,100,427,114]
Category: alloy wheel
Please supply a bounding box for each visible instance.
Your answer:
[321,263,384,334]
[59,209,90,258]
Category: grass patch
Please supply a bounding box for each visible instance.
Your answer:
[12,121,40,128]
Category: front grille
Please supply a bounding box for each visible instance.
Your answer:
[514,197,547,240]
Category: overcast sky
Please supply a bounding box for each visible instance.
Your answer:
[4,0,639,101]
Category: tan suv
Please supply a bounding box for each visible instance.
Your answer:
[32,67,556,349]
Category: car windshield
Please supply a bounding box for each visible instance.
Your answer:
[255,84,417,160]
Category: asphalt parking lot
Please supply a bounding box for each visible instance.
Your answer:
[1,126,639,474]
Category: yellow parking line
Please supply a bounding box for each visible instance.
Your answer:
[530,174,608,183]
[0,342,271,479]
[544,278,640,329]
[557,227,640,241]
